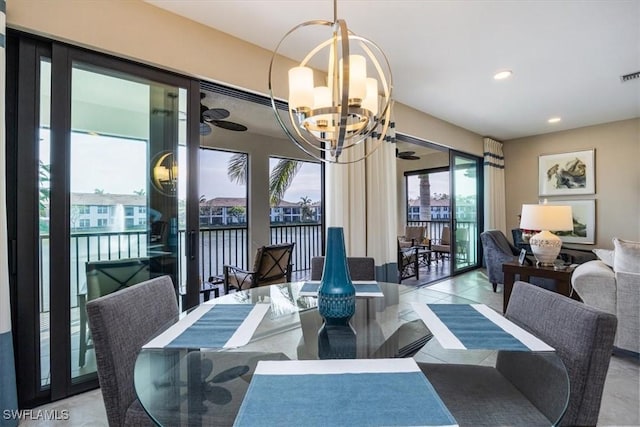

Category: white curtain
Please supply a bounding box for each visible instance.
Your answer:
[483,137,506,234]
[326,106,398,282]
[1,0,19,424]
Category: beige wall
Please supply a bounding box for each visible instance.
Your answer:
[504,118,640,249]
[7,0,483,154]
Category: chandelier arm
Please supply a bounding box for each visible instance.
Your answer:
[335,19,350,159]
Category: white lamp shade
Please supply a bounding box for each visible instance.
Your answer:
[313,86,332,109]
[339,55,367,102]
[362,78,378,115]
[519,204,573,231]
[288,66,314,110]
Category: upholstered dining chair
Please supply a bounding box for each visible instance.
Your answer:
[224,242,295,292]
[419,281,617,426]
[86,275,179,427]
[310,256,376,281]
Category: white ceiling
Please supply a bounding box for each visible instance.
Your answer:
[147,0,640,141]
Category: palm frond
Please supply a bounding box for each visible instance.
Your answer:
[269,159,302,206]
[227,153,248,185]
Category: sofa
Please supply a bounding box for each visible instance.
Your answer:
[571,238,640,354]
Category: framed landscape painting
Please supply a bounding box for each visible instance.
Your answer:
[539,149,595,196]
[548,199,595,244]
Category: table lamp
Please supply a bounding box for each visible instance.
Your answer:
[519,204,573,266]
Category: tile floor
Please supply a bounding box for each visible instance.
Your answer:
[19,269,640,426]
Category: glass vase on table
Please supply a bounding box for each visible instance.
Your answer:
[317,227,356,326]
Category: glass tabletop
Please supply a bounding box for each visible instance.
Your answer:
[134,282,569,426]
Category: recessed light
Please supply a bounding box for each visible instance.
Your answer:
[548,117,562,124]
[493,70,513,80]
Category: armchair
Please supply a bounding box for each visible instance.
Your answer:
[224,243,295,292]
[480,230,522,292]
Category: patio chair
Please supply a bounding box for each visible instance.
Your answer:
[86,275,178,426]
[310,256,376,281]
[431,225,451,263]
[398,226,426,249]
[398,239,420,282]
[78,258,151,367]
[224,242,295,292]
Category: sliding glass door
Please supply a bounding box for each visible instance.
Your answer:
[8,33,197,405]
[450,151,483,274]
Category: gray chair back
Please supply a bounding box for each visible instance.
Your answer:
[86,275,178,427]
[480,230,520,290]
[503,281,617,426]
[311,256,375,281]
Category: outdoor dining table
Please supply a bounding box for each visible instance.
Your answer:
[134,281,569,426]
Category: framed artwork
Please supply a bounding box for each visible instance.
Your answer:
[547,199,596,244]
[518,249,527,265]
[538,149,595,196]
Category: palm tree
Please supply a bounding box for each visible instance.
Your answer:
[227,153,302,206]
[419,174,431,221]
[298,196,313,222]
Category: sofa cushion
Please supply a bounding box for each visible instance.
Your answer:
[592,248,615,268]
[613,238,640,274]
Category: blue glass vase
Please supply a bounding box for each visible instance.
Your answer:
[318,227,356,325]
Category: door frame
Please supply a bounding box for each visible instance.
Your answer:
[7,30,200,406]
[449,149,484,276]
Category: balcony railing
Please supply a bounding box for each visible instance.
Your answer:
[407,219,478,265]
[40,223,323,313]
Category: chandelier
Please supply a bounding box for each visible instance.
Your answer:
[268,0,393,163]
[151,151,178,195]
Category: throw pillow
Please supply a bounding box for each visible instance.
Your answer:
[592,248,615,268]
[613,238,640,274]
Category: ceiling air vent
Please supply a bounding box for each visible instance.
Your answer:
[620,71,640,82]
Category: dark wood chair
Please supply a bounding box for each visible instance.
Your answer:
[310,256,376,281]
[397,240,420,282]
[224,243,295,292]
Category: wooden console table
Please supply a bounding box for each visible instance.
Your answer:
[502,261,576,313]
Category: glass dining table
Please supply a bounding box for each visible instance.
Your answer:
[134,282,569,426]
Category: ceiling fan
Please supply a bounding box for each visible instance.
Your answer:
[200,92,248,135]
[396,149,420,160]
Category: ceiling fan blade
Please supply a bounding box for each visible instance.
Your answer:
[199,122,212,136]
[211,120,248,132]
[401,155,420,160]
[203,108,231,121]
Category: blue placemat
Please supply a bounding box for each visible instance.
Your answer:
[427,304,529,350]
[167,304,256,348]
[234,359,457,427]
